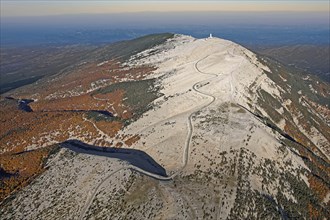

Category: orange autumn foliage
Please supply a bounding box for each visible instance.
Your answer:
[0,146,56,201]
[308,203,321,219]
[124,135,140,147]
[308,175,329,201]
[1,60,154,202]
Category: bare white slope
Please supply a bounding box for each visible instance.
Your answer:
[123,35,307,173]
[120,35,311,218]
[1,35,315,220]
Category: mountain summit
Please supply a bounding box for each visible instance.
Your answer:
[1,34,329,219]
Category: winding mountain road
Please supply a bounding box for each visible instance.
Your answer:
[78,55,219,220]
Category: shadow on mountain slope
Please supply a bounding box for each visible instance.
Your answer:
[60,139,167,177]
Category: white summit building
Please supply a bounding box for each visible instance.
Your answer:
[209,33,213,38]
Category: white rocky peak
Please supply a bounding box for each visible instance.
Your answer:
[2,34,328,219]
[130,34,271,105]
[121,34,308,174]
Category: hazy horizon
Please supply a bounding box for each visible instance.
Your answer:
[1,1,329,17]
[1,1,329,47]
[2,11,329,26]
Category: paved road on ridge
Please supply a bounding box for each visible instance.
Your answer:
[79,55,219,220]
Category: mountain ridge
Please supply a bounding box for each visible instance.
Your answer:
[1,33,329,219]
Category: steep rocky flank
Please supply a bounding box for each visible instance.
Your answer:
[1,34,329,219]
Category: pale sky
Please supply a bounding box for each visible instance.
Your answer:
[1,0,329,17]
